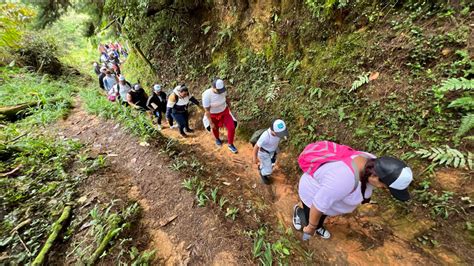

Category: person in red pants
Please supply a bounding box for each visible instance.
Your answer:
[202,78,238,153]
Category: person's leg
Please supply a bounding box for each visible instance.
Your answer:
[167,112,174,127]
[222,112,235,145]
[317,215,327,229]
[210,115,221,140]
[271,151,277,164]
[302,202,310,227]
[184,111,193,132]
[174,113,186,135]
[155,110,162,125]
[258,151,272,184]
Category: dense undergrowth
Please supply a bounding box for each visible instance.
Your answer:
[97,0,474,263]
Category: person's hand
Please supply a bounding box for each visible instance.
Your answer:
[210,121,216,130]
[253,157,259,165]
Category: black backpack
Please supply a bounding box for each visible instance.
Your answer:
[249,128,267,147]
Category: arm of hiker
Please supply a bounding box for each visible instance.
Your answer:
[126,93,136,108]
[202,92,215,129]
[204,107,215,130]
[253,144,260,164]
[189,96,201,109]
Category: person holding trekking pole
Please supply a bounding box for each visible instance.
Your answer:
[292,141,413,240]
[202,78,238,154]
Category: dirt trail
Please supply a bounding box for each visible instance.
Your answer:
[55,101,252,265]
[159,110,463,265]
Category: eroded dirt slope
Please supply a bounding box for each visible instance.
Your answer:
[54,101,253,265]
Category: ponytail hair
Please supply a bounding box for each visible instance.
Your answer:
[360,158,376,204]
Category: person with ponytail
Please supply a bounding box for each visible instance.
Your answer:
[293,147,413,240]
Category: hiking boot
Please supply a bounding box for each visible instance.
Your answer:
[316,227,331,239]
[261,175,271,185]
[228,144,238,154]
[186,128,194,133]
[170,125,178,129]
[293,205,302,231]
[180,132,188,138]
[215,139,223,147]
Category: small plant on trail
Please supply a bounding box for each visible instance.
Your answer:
[170,160,187,171]
[197,191,208,207]
[415,145,472,170]
[182,178,194,191]
[210,187,219,203]
[225,206,239,220]
[309,87,323,99]
[349,73,369,92]
[218,196,229,209]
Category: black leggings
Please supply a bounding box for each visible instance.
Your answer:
[302,202,327,229]
[153,110,164,125]
[172,112,190,134]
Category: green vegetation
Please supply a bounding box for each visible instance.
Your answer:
[80,88,158,141]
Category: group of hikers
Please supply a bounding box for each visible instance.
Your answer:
[93,43,414,241]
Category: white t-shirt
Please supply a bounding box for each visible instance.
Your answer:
[298,154,375,216]
[256,129,281,153]
[202,88,227,114]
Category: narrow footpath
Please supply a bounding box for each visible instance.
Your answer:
[54,99,462,265]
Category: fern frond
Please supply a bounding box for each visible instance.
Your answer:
[349,73,369,92]
[448,96,474,111]
[415,145,470,169]
[455,114,474,138]
[434,77,474,96]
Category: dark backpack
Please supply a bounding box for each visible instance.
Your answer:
[249,128,267,147]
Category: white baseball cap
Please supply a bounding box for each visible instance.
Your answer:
[271,119,289,138]
[119,75,125,81]
[212,78,226,94]
[153,84,161,91]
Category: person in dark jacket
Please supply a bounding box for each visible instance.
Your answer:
[127,84,148,111]
[166,84,201,137]
[93,62,101,76]
[98,66,107,90]
[147,84,167,130]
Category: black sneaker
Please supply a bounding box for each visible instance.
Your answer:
[293,205,302,231]
[261,175,271,185]
[186,128,194,133]
[180,132,188,138]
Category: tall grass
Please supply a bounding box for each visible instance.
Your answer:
[79,88,158,141]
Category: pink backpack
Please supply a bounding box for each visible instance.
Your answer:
[298,141,363,176]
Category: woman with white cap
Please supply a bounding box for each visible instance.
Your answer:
[293,152,413,240]
[147,84,167,130]
[166,84,200,137]
[202,78,238,154]
[111,75,132,106]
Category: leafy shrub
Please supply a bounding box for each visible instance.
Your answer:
[17,34,62,75]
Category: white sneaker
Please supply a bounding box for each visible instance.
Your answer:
[292,205,302,231]
[170,125,178,129]
[316,227,331,239]
[157,125,162,130]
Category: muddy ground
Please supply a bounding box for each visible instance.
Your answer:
[51,99,466,265]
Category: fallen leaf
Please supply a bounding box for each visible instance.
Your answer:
[441,48,451,56]
[223,182,231,186]
[131,158,137,164]
[139,141,150,147]
[77,196,88,204]
[369,72,380,81]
